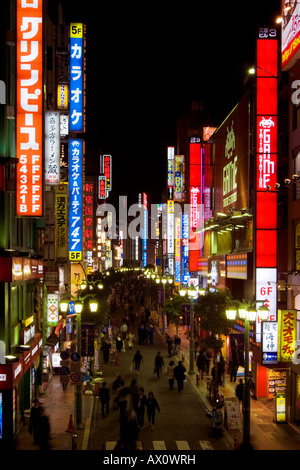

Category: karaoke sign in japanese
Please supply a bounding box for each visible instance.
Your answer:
[70,23,84,132]
[16,0,43,216]
[69,139,83,261]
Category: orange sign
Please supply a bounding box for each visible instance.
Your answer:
[16,0,43,216]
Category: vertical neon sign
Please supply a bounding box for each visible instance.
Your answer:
[255,27,278,328]
[16,0,43,216]
[69,139,83,261]
[189,137,202,272]
[70,23,83,132]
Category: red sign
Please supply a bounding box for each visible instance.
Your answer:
[16,0,43,216]
[189,139,202,272]
[84,182,94,251]
[98,176,106,199]
[256,28,278,269]
[103,155,112,191]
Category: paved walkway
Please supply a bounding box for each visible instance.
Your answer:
[14,306,300,451]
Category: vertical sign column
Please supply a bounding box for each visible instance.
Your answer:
[16,0,43,216]
[69,139,83,261]
[189,137,202,272]
[70,23,84,132]
[255,27,278,346]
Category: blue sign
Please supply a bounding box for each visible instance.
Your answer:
[70,24,83,131]
[69,139,83,261]
[181,213,189,285]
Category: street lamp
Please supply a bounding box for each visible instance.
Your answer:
[225,299,269,450]
[179,285,198,374]
[59,283,100,430]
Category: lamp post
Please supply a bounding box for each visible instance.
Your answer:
[179,285,198,374]
[225,299,269,450]
[156,275,173,334]
[59,281,101,430]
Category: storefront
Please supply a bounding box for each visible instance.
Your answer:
[0,333,42,444]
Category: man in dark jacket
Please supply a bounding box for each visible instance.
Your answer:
[174,361,186,391]
[99,382,110,418]
[154,352,164,378]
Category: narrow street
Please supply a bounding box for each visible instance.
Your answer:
[87,301,230,451]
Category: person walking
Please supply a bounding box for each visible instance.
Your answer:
[99,381,110,418]
[165,360,175,390]
[133,387,147,430]
[235,378,244,412]
[132,350,143,374]
[146,392,160,431]
[149,323,154,345]
[174,360,186,391]
[116,380,130,434]
[166,335,173,358]
[154,351,164,379]
[229,359,239,382]
[196,349,206,379]
[120,320,128,340]
[29,398,41,445]
[37,406,51,450]
[116,335,123,353]
[100,338,111,364]
[127,331,135,350]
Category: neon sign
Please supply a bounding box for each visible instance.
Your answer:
[69,139,83,261]
[16,0,43,216]
[70,23,84,131]
[255,27,278,349]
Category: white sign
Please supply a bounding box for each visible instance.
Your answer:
[256,268,277,342]
[45,111,60,185]
[47,293,59,326]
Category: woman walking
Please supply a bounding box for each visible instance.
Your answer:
[146,392,160,431]
[165,360,175,390]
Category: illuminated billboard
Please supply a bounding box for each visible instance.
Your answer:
[45,111,60,185]
[189,138,202,272]
[104,155,112,192]
[69,139,83,261]
[16,0,43,216]
[47,293,59,327]
[214,93,250,215]
[255,27,278,346]
[167,147,174,188]
[281,1,300,69]
[70,23,84,132]
[174,155,184,201]
[57,84,68,110]
[256,28,278,268]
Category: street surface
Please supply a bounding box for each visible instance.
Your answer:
[87,306,229,451]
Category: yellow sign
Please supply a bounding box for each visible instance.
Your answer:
[57,85,68,110]
[279,309,297,362]
[69,251,82,261]
[275,392,286,423]
[70,23,83,38]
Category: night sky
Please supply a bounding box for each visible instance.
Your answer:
[60,0,282,206]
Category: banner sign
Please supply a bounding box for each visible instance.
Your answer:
[47,293,59,326]
[16,0,43,216]
[279,309,297,362]
[45,111,60,185]
[69,139,83,261]
[70,23,84,131]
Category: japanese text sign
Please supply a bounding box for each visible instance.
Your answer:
[69,139,83,261]
[70,23,83,131]
[45,111,60,185]
[279,310,297,362]
[16,0,43,216]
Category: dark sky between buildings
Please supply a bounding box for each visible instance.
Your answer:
[59,0,282,205]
